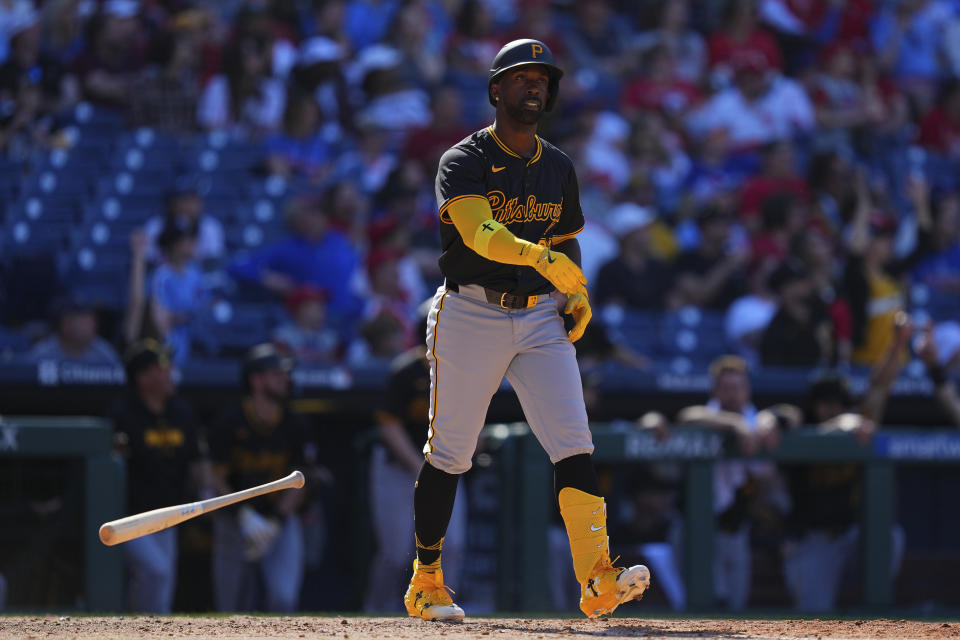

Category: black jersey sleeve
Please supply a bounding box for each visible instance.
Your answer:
[436,145,488,224]
[551,164,586,244]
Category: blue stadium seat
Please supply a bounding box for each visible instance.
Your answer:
[20,169,90,199]
[87,195,163,225]
[96,170,174,198]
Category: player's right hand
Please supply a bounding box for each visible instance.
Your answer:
[527,245,587,295]
[239,505,281,561]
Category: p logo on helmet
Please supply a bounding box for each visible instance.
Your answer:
[488,38,564,111]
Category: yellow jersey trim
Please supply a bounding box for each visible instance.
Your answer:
[424,289,449,458]
[551,225,584,244]
[487,126,542,166]
[438,194,487,223]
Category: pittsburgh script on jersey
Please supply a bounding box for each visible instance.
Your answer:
[486,190,563,225]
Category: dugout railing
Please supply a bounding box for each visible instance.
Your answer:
[492,423,960,612]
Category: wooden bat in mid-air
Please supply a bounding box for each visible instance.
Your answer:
[99,470,306,546]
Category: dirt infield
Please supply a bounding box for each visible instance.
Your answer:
[0,615,955,640]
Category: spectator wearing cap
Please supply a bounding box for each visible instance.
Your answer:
[593,203,674,310]
[671,206,749,309]
[143,179,226,266]
[209,343,315,612]
[228,193,364,336]
[107,339,213,613]
[915,81,960,158]
[28,296,121,366]
[760,261,833,367]
[150,220,211,365]
[354,43,431,133]
[687,48,814,149]
[272,287,342,365]
[197,32,285,135]
[557,0,634,100]
[290,35,350,141]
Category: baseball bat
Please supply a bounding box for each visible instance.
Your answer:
[98,470,306,546]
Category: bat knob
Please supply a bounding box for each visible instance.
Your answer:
[292,470,305,489]
[99,524,117,546]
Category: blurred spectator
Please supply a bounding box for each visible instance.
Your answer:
[144,180,226,266]
[126,17,202,133]
[910,189,960,294]
[870,0,952,111]
[916,80,960,158]
[349,309,410,365]
[627,113,692,212]
[842,173,932,366]
[738,141,808,225]
[366,212,429,306]
[272,286,342,365]
[72,0,147,108]
[197,33,285,135]
[621,44,703,124]
[386,1,448,89]
[333,120,398,194]
[108,339,213,613]
[672,206,749,309]
[916,320,960,426]
[0,6,71,151]
[675,354,792,610]
[593,203,674,310]
[363,307,466,612]
[354,44,431,133]
[210,343,314,612]
[343,0,401,53]
[150,221,211,365]
[708,0,783,79]
[687,51,814,149]
[265,87,336,183]
[781,371,905,612]
[557,0,633,99]
[760,260,833,367]
[444,0,503,126]
[810,42,890,154]
[228,194,365,332]
[402,86,472,174]
[290,35,351,140]
[724,258,778,363]
[749,193,807,271]
[28,296,121,366]
[633,0,707,84]
[792,228,853,366]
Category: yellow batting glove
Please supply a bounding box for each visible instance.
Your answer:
[564,288,592,343]
[525,244,588,295]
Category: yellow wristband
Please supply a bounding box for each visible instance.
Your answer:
[473,218,506,258]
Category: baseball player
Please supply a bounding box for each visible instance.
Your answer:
[403,39,650,621]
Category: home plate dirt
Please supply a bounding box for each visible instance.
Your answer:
[0,616,955,640]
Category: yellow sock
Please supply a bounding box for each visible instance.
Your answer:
[558,487,610,584]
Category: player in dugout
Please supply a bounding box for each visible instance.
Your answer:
[403,39,650,622]
[107,338,215,614]
[209,343,315,612]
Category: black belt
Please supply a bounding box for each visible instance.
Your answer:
[445,281,538,309]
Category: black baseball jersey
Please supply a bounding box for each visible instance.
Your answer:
[107,392,204,514]
[210,400,311,516]
[436,126,585,296]
[375,347,431,464]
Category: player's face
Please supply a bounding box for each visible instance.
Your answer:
[496,65,549,125]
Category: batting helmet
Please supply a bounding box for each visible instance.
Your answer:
[488,39,563,111]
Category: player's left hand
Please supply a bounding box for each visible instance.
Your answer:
[564,288,592,343]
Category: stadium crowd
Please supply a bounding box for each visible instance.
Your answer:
[2,0,960,616]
